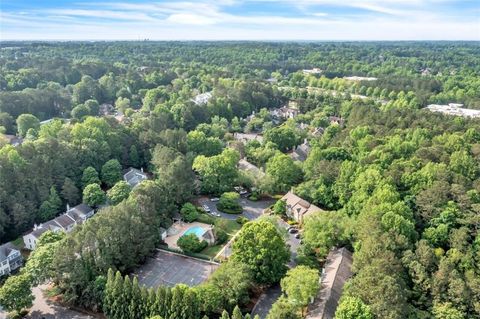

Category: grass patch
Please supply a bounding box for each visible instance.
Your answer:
[201,245,223,258]
[216,219,242,235]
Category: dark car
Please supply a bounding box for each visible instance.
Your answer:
[288,228,298,234]
[295,233,301,239]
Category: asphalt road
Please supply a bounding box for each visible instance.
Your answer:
[251,220,301,319]
[199,197,274,220]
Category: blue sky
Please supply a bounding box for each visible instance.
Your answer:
[1,0,479,40]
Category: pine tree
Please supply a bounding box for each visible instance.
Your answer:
[129,277,142,319]
[103,268,115,317]
[182,288,199,319]
[244,314,251,319]
[163,288,172,318]
[141,286,150,318]
[169,285,186,319]
[147,287,157,318]
[202,316,209,319]
[111,271,124,319]
[221,310,231,319]
[232,305,243,319]
[122,275,133,319]
[253,315,260,319]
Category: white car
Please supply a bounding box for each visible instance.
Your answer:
[214,212,221,217]
[210,197,220,202]
[202,204,211,212]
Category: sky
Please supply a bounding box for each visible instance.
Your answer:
[1,0,479,41]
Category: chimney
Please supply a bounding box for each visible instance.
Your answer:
[66,203,70,212]
[33,223,38,230]
[141,167,144,173]
[304,138,308,145]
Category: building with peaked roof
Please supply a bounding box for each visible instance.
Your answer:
[192,92,212,105]
[270,106,300,120]
[23,203,94,250]
[123,167,148,188]
[290,139,311,162]
[238,158,265,178]
[280,191,322,223]
[0,243,23,277]
[233,133,264,144]
[307,247,353,319]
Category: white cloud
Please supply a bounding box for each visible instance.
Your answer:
[1,0,479,40]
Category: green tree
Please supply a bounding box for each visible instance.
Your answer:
[217,192,242,214]
[266,297,301,319]
[180,203,199,223]
[177,234,208,253]
[83,183,106,207]
[0,273,34,313]
[38,186,62,221]
[273,199,287,216]
[232,219,290,284]
[231,305,243,319]
[61,177,80,205]
[82,166,100,188]
[107,181,131,205]
[335,296,374,319]
[101,159,122,187]
[432,302,465,319]
[264,126,300,152]
[221,310,231,319]
[16,113,40,137]
[266,153,302,193]
[193,148,240,194]
[302,211,349,258]
[281,266,319,315]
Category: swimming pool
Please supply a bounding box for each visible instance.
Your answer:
[183,226,207,238]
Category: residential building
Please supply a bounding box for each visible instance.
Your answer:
[0,243,23,277]
[23,203,94,250]
[270,106,300,120]
[328,116,345,127]
[303,68,323,75]
[238,158,265,178]
[307,247,353,319]
[2,134,23,146]
[343,76,377,81]
[290,139,311,162]
[426,103,480,118]
[123,167,148,188]
[233,132,263,144]
[280,191,322,223]
[192,92,212,105]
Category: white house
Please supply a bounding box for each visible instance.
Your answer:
[192,92,212,105]
[0,243,23,277]
[23,203,94,250]
[233,133,264,144]
[123,167,148,188]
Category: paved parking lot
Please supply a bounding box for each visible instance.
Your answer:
[199,197,274,220]
[135,250,219,288]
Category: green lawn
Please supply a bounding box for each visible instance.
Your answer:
[201,245,223,258]
[200,218,243,258]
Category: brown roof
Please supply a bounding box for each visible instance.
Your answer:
[307,247,353,319]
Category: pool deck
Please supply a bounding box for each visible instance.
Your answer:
[164,221,213,249]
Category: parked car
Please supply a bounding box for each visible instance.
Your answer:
[214,212,221,217]
[295,233,301,239]
[210,197,220,202]
[289,228,298,234]
[202,204,211,212]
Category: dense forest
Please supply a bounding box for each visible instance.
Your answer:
[0,41,479,319]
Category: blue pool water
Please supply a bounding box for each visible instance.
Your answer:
[183,226,206,237]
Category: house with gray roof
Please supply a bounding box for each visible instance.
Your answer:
[123,167,148,188]
[307,247,353,319]
[290,139,311,162]
[23,203,94,250]
[0,243,23,277]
